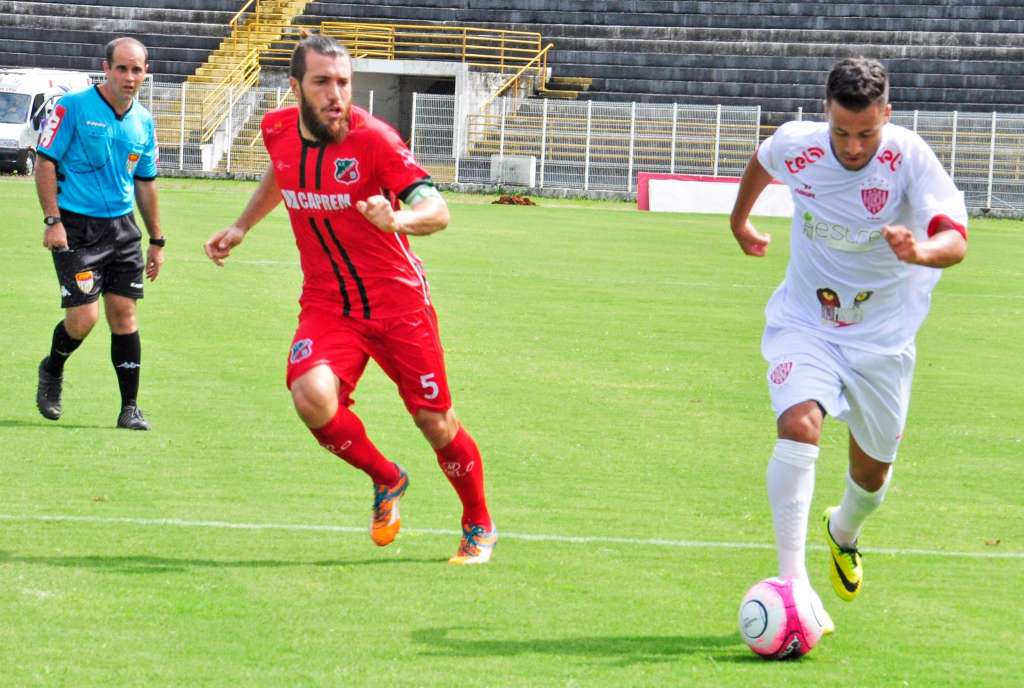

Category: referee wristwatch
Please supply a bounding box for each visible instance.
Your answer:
[43,215,62,226]
[149,236,166,247]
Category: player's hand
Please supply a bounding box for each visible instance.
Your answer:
[43,223,68,251]
[356,195,400,233]
[145,244,164,281]
[882,225,921,264]
[731,220,771,257]
[204,226,246,266]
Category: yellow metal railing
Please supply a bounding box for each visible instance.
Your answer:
[478,43,552,114]
[200,48,262,142]
[259,21,544,73]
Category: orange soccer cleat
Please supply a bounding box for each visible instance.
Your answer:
[370,467,409,546]
[448,523,498,565]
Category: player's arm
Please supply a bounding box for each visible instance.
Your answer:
[356,182,449,236]
[882,217,967,268]
[135,180,164,281]
[204,164,282,266]
[36,156,66,250]
[729,152,774,257]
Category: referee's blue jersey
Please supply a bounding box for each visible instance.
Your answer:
[37,85,158,218]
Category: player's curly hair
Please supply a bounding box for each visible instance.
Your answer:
[826,57,888,111]
[290,31,350,82]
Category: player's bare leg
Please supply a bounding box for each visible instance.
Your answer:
[415,408,496,564]
[37,302,96,420]
[291,365,406,545]
[824,433,891,601]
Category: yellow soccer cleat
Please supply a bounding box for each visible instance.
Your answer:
[448,524,497,565]
[370,467,409,547]
[823,506,863,602]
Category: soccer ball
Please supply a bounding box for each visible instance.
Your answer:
[738,577,826,659]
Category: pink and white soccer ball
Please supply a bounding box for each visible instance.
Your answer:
[738,577,827,659]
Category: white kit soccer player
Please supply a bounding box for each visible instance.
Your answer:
[756,120,967,356]
[729,57,968,629]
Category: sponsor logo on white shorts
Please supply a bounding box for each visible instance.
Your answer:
[770,361,793,385]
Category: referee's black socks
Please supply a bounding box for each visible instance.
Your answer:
[46,321,83,376]
[111,331,142,407]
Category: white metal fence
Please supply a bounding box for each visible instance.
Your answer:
[133,80,1024,212]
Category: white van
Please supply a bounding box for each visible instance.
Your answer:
[0,68,92,175]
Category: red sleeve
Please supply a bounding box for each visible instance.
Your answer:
[371,124,430,198]
[926,214,967,240]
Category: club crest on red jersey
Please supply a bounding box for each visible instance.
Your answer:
[334,158,359,183]
[860,177,890,215]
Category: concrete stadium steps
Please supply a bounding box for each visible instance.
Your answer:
[2,1,239,28]
[299,1,1024,123]
[303,1,1024,33]
[0,0,233,80]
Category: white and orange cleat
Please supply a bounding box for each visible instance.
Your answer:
[448,523,497,565]
[370,467,408,547]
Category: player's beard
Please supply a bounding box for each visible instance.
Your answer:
[299,89,348,144]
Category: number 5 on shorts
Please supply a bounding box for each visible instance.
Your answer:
[420,373,439,400]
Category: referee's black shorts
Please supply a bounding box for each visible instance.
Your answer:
[51,208,145,308]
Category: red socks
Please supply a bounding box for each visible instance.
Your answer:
[311,407,401,487]
[435,427,491,529]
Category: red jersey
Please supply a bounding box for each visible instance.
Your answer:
[262,105,432,319]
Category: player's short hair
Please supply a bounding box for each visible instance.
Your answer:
[826,57,888,111]
[290,33,350,83]
[104,37,148,64]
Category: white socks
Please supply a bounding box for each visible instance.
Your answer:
[767,439,819,581]
[829,468,892,548]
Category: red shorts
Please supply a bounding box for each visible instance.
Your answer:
[286,305,452,414]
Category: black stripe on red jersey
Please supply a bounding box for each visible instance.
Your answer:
[323,218,371,319]
[299,144,309,188]
[307,217,352,316]
[314,146,326,189]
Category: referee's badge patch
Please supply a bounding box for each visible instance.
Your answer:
[126,152,140,173]
[75,271,95,294]
[770,361,793,386]
[39,104,66,148]
[290,338,313,364]
[334,158,359,183]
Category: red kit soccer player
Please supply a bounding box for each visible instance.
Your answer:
[204,35,495,564]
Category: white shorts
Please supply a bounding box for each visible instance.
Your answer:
[762,326,916,462]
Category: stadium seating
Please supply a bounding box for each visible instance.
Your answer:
[0,0,239,80]
[299,0,1024,123]
[4,0,1024,125]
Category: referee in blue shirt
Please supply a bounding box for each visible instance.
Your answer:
[35,37,165,430]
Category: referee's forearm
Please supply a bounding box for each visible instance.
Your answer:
[135,181,162,237]
[35,158,60,217]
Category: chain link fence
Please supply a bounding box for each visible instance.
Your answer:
[127,79,1024,213]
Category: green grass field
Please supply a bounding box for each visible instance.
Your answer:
[1,175,1021,686]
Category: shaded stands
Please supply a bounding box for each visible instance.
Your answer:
[0,0,239,81]
[300,0,1024,124]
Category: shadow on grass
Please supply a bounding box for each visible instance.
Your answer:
[411,626,755,666]
[0,550,446,574]
[0,418,111,430]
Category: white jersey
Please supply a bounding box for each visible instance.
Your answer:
[757,121,967,354]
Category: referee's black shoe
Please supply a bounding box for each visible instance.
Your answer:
[36,358,63,420]
[117,405,151,431]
